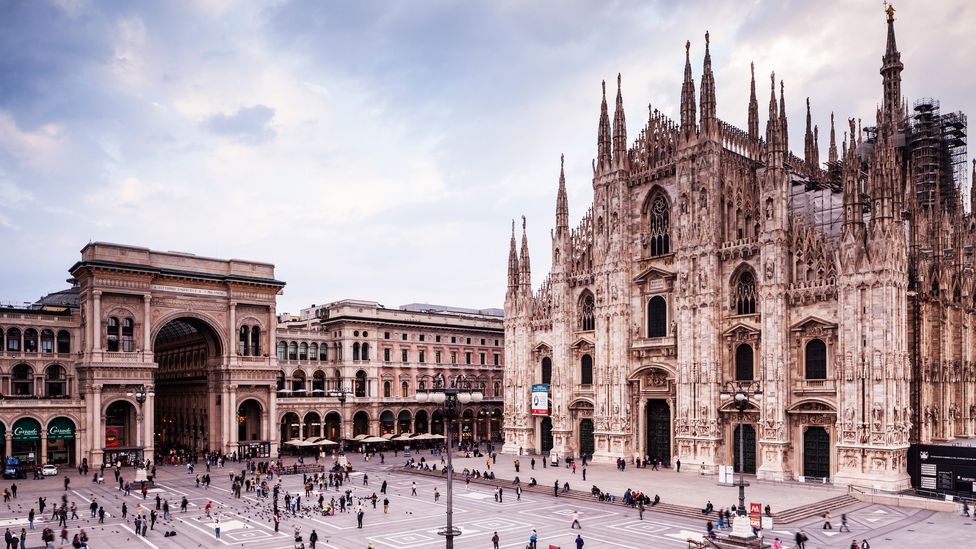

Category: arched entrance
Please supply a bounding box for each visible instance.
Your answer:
[353,411,370,437]
[280,412,300,442]
[46,417,77,466]
[236,400,268,458]
[324,412,341,441]
[733,424,757,475]
[380,411,395,435]
[104,401,140,466]
[303,412,321,439]
[11,417,42,465]
[578,419,595,457]
[803,427,830,479]
[397,410,412,434]
[645,399,671,465]
[431,410,444,435]
[414,410,429,434]
[153,317,223,455]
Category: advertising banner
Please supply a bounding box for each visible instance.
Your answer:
[531,384,549,416]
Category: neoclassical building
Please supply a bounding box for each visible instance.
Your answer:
[0,242,502,468]
[502,7,974,491]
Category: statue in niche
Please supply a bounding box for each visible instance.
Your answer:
[872,402,883,431]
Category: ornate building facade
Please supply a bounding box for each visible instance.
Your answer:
[502,7,973,491]
[0,243,502,468]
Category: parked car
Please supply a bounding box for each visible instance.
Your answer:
[40,464,58,476]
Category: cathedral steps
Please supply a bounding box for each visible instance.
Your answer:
[401,467,860,525]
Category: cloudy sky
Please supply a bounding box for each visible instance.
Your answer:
[1,0,973,313]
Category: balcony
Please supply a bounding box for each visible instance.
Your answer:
[631,336,677,359]
[792,379,836,394]
[718,238,759,260]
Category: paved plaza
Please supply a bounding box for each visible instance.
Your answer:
[0,452,969,549]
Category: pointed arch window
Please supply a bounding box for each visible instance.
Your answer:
[578,292,595,331]
[735,344,754,381]
[541,357,552,385]
[733,270,757,315]
[649,194,671,256]
[580,354,594,385]
[647,296,667,337]
[805,339,827,380]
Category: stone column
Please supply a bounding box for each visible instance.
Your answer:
[3,433,10,459]
[228,386,239,451]
[91,385,103,466]
[135,412,143,462]
[268,389,279,456]
[40,434,47,464]
[228,303,237,359]
[142,295,152,352]
[92,291,102,352]
[220,387,230,451]
[143,390,155,464]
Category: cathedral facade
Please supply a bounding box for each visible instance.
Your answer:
[502,7,974,491]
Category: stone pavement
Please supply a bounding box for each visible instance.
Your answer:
[0,452,968,548]
[447,451,844,512]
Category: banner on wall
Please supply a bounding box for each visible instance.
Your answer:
[531,384,549,416]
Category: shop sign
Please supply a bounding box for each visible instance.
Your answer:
[12,419,41,441]
[48,419,75,440]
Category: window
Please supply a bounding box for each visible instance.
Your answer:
[310,343,318,361]
[735,344,754,381]
[493,353,499,366]
[292,370,306,393]
[361,343,370,361]
[542,357,552,384]
[5,328,19,352]
[451,352,457,364]
[578,292,596,331]
[401,381,409,398]
[276,370,286,391]
[312,370,325,392]
[465,352,472,365]
[384,332,390,340]
[435,351,442,364]
[106,318,119,352]
[580,354,593,385]
[239,326,249,355]
[277,341,287,361]
[45,364,67,398]
[56,330,70,354]
[23,329,37,353]
[480,353,486,365]
[436,335,441,343]
[466,338,471,344]
[299,343,308,360]
[733,270,757,315]
[12,363,33,396]
[288,342,298,360]
[384,348,391,362]
[333,369,342,390]
[494,339,499,346]
[402,334,407,341]
[481,338,486,345]
[40,330,55,354]
[121,318,134,352]
[383,381,392,398]
[647,194,671,256]
[647,296,668,337]
[319,344,328,361]
[805,339,828,380]
[419,334,425,342]
[451,337,456,344]
[251,326,261,356]
[355,370,367,398]
[352,342,361,361]
[401,349,408,363]
[419,350,426,363]
[493,381,501,397]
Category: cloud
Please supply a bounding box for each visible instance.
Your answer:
[204,104,277,144]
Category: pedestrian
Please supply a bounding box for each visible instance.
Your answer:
[571,510,581,529]
[772,538,782,549]
[380,480,387,494]
[840,513,850,532]
[17,528,25,549]
[823,511,833,530]
[860,539,871,549]
[434,488,440,503]
[575,534,584,549]
[27,509,34,530]
[310,529,318,549]
[273,513,280,532]
[676,458,681,472]
[357,507,364,528]
[411,482,417,496]
[122,502,128,518]
[89,501,97,518]
[383,497,390,514]
[530,458,535,470]
[141,514,148,536]
[180,497,188,513]
[155,494,161,510]
[363,474,368,486]
[97,506,105,524]
[491,531,499,549]
[528,529,538,549]
[516,486,522,501]
[214,517,221,539]
[554,480,559,498]
[498,487,503,503]
[638,501,645,520]
[850,540,859,549]
[582,468,586,481]
[795,530,808,549]
[150,510,157,530]
[10,484,16,499]
[134,515,142,536]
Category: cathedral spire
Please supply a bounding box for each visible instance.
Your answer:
[699,31,717,138]
[971,159,976,215]
[881,3,904,129]
[519,216,531,290]
[612,73,628,164]
[748,62,759,139]
[804,97,815,166]
[813,125,820,168]
[507,220,519,291]
[843,118,864,230]
[679,40,697,143]
[765,73,783,169]
[597,80,611,169]
[556,154,569,232]
[828,112,838,163]
[779,80,788,152]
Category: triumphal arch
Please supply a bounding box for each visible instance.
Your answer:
[71,242,283,466]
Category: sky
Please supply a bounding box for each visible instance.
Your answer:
[1,0,974,314]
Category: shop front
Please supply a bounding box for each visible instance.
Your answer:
[237,441,271,459]
[46,417,76,466]
[11,418,41,465]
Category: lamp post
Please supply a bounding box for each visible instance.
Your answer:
[415,373,484,549]
[720,380,762,538]
[326,386,355,444]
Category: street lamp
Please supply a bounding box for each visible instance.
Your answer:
[127,384,149,404]
[415,373,484,549]
[720,380,762,538]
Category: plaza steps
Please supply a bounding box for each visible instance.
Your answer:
[400,467,859,525]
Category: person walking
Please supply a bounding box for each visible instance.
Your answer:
[122,502,128,518]
[571,510,581,529]
[676,458,681,472]
[383,497,390,514]
[357,506,365,528]
[575,534,584,549]
[582,468,586,481]
[528,529,538,549]
[27,509,34,530]
[638,501,645,520]
[97,507,105,524]
[795,530,808,549]
[309,530,318,549]
[491,531,499,549]
[839,513,850,532]
[380,480,387,494]
[214,517,221,539]
[411,482,417,496]
[823,511,833,530]
[498,487,503,503]
[180,497,188,513]
[554,480,559,498]
[860,539,871,549]
[516,486,522,501]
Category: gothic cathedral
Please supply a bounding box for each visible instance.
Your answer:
[502,7,973,491]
